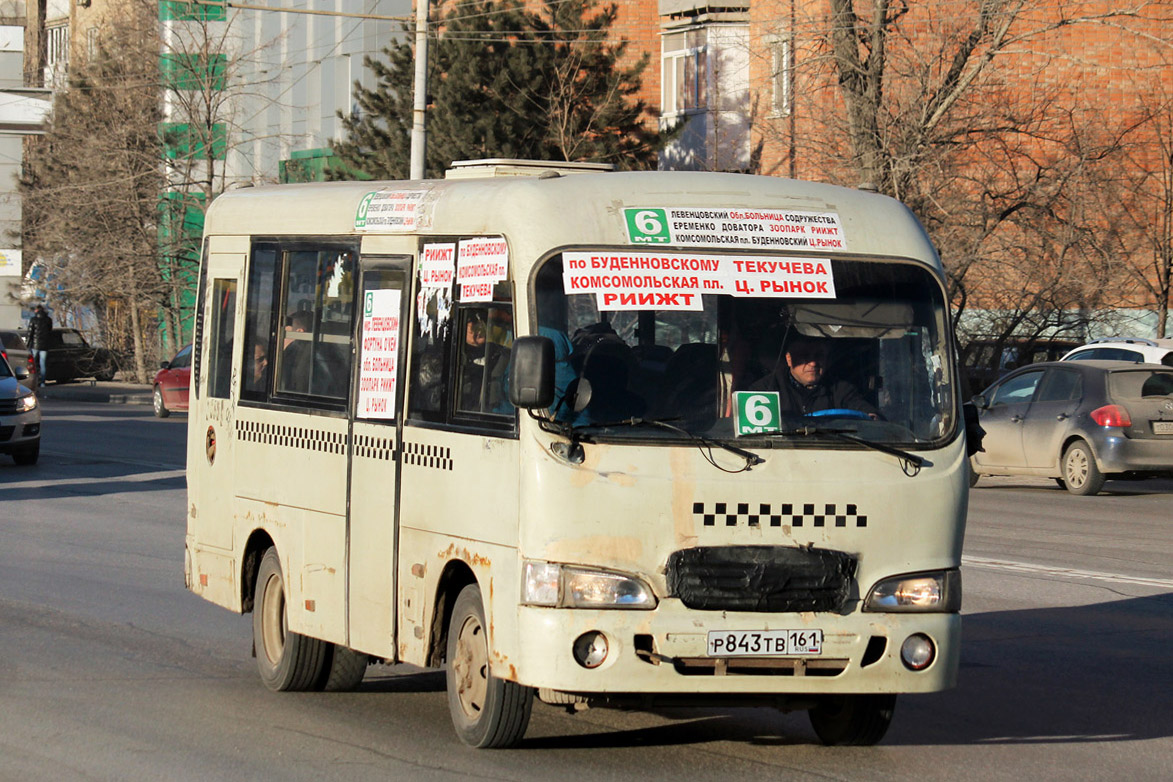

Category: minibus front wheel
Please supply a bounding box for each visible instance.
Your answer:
[446,583,533,748]
[808,694,897,746]
[253,547,327,691]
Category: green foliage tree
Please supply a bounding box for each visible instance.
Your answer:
[332,0,671,179]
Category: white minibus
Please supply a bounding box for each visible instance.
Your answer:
[185,160,969,747]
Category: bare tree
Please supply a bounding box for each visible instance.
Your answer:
[20,18,165,382]
[750,1,1173,351]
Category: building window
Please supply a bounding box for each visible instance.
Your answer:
[87,27,99,60]
[662,28,708,119]
[46,23,69,70]
[770,38,791,117]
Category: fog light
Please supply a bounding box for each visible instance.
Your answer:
[572,631,609,669]
[900,633,935,671]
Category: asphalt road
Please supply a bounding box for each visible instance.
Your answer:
[1,398,1171,781]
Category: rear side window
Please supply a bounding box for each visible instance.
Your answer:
[1067,347,1142,362]
[0,332,27,350]
[1036,369,1081,403]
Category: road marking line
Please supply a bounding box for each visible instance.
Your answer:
[2,469,186,491]
[963,555,1173,589]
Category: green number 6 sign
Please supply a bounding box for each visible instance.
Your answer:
[733,391,781,436]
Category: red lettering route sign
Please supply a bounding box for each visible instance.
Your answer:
[561,252,836,311]
[358,288,402,419]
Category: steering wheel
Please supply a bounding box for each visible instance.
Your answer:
[808,408,869,420]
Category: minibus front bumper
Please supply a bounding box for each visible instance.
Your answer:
[510,599,960,696]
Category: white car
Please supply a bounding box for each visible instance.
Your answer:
[1061,338,1173,367]
[0,356,40,465]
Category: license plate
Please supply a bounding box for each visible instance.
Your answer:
[706,629,823,656]
[1153,421,1173,435]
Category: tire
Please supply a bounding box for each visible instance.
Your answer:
[446,583,533,748]
[94,364,116,382]
[809,694,897,746]
[317,645,369,692]
[1062,441,1105,496]
[153,386,170,418]
[253,547,328,691]
[13,443,39,466]
[967,459,980,488]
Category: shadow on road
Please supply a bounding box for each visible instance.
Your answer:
[350,592,1173,749]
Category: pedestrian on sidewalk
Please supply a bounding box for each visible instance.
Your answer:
[26,304,52,387]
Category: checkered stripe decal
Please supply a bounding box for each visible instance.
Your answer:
[401,441,453,471]
[237,420,347,455]
[354,433,396,461]
[693,502,867,528]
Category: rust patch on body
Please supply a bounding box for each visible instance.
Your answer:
[437,542,491,568]
[411,563,426,578]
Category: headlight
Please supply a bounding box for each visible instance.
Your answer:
[522,560,656,609]
[864,569,961,613]
[16,393,38,412]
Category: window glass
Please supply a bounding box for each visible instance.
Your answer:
[242,246,278,399]
[408,284,453,421]
[61,331,84,346]
[1109,369,1173,399]
[535,254,955,446]
[171,344,193,369]
[275,249,355,400]
[455,306,514,417]
[990,371,1041,406]
[1036,369,1081,403]
[207,279,237,399]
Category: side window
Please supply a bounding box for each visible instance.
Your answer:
[454,305,514,417]
[408,284,453,422]
[408,236,514,429]
[990,371,1041,406]
[1036,369,1081,403]
[207,279,237,399]
[172,345,193,369]
[241,246,278,401]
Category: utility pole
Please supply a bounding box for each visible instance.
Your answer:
[410,0,428,180]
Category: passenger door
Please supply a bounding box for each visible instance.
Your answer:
[346,258,410,657]
[1021,367,1082,469]
[975,369,1043,469]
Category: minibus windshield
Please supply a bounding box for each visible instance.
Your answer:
[534,253,956,448]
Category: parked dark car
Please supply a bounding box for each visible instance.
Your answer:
[969,360,1173,495]
[152,343,192,417]
[0,330,38,389]
[41,328,119,383]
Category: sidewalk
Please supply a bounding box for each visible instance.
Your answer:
[36,380,153,405]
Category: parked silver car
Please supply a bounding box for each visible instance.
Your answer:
[970,360,1173,495]
[0,353,40,465]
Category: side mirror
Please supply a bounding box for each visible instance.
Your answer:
[970,393,988,410]
[963,401,986,457]
[13,364,29,380]
[160,361,171,370]
[508,336,555,409]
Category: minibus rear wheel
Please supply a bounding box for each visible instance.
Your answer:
[445,583,533,748]
[253,547,328,691]
[808,694,896,746]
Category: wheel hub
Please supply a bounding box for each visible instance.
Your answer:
[452,614,488,719]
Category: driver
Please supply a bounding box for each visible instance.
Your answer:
[749,335,878,418]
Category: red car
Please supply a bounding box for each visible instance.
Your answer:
[153,344,192,417]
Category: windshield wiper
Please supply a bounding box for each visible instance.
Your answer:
[563,416,765,472]
[741,425,926,476]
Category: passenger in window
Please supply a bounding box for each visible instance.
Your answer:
[250,341,269,391]
[749,335,877,418]
[281,310,313,392]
